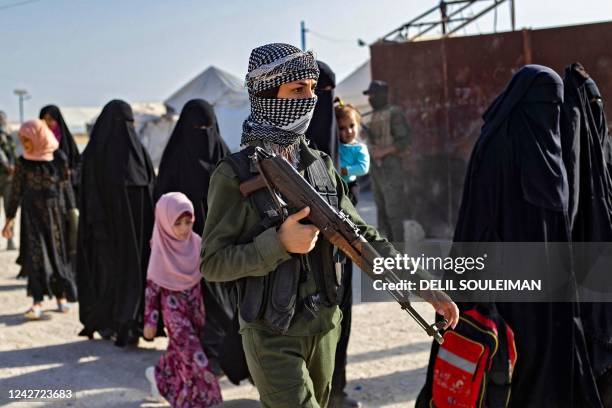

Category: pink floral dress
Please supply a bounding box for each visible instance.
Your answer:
[144,279,222,408]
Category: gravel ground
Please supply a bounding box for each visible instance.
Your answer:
[0,191,434,407]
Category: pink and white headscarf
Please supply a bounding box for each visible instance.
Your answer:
[147,192,202,291]
[18,119,59,161]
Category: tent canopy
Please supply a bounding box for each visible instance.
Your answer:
[164,65,250,151]
[336,60,371,118]
[55,107,102,134]
[165,65,247,112]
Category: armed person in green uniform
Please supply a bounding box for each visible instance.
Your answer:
[363,80,411,243]
[0,111,16,250]
[201,43,459,408]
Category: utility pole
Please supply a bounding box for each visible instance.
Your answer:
[13,89,30,124]
[300,20,307,51]
[510,0,516,31]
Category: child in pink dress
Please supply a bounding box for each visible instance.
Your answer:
[143,192,222,407]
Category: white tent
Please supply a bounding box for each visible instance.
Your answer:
[164,66,249,151]
[139,113,177,168]
[85,102,177,167]
[336,60,371,118]
[55,107,102,134]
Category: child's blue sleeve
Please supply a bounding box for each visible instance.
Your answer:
[346,143,370,177]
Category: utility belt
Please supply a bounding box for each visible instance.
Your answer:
[226,146,344,334]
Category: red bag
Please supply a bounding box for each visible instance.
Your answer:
[431,306,517,408]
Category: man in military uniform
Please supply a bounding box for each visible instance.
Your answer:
[201,44,458,408]
[363,80,411,243]
[0,111,16,250]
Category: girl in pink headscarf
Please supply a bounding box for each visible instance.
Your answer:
[1,119,77,320]
[142,192,222,407]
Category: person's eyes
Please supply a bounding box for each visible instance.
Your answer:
[293,87,304,94]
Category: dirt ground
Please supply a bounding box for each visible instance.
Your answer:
[0,192,435,407]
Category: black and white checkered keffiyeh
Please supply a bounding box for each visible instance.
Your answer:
[241,43,320,147]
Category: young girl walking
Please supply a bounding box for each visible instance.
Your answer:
[143,192,222,407]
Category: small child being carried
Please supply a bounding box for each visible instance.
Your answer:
[143,192,222,407]
[335,98,370,204]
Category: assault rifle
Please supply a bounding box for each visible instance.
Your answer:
[240,147,446,344]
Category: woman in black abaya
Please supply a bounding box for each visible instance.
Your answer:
[155,99,230,232]
[77,100,155,347]
[305,60,338,164]
[155,99,233,372]
[417,65,601,407]
[303,61,358,408]
[561,63,612,405]
[39,105,81,187]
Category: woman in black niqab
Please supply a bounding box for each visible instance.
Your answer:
[561,63,612,404]
[77,99,156,347]
[155,99,233,373]
[305,60,338,164]
[39,105,81,185]
[417,65,602,407]
[155,99,230,233]
[583,77,612,176]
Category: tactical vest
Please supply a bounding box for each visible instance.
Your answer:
[368,106,394,149]
[225,146,344,334]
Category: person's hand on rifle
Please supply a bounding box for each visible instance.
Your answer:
[278,206,320,254]
[420,289,460,330]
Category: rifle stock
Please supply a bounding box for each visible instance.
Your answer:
[248,147,445,344]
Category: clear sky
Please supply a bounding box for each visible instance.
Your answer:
[1,0,611,120]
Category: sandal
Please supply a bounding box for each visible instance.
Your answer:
[24,307,45,320]
[145,366,165,402]
[57,299,71,313]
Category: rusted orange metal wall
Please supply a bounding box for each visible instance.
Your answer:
[369,21,612,237]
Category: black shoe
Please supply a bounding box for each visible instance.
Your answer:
[329,392,361,408]
[98,328,115,340]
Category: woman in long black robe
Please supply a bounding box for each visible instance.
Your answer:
[303,61,357,407]
[305,60,338,164]
[155,99,229,233]
[77,100,155,347]
[155,99,233,371]
[417,65,601,407]
[561,63,612,404]
[39,105,81,187]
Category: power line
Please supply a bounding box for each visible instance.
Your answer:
[308,29,356,44]
[0,0,44,12]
